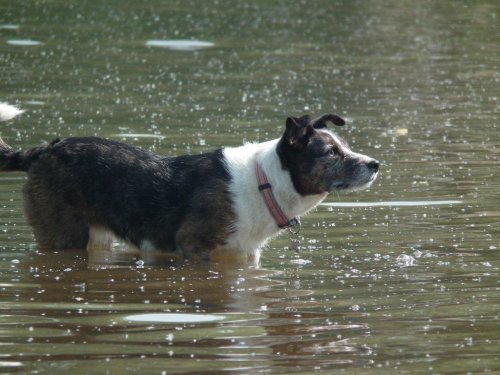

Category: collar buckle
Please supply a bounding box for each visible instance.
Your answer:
[287,218,301,234]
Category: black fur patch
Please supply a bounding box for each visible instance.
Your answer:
[277,115,379,195]
[21,137,235,257]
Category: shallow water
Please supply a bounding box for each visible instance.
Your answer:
[0,0,499,373]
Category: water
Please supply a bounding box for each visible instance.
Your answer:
[1,0,499,373]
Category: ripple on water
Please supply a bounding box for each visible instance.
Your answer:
[68,312,266,326]
[321,200,463,208]
[124,313,225,323]
[145,39,214,51]
[0,24,19,30]
[0,314,58,325]
[95,324,267,343]
[115,133,166,140]
[6,39,42,46]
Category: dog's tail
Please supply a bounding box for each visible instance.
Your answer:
[0,102,37,172]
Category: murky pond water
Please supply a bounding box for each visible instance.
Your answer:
[1,0,499,373]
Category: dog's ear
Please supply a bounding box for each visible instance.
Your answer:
[284,116,315,150]
[310,114,346,129]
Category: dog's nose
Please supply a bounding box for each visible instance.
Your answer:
[367,159,380,172]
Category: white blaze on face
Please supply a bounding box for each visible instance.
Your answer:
[316,128,350,154]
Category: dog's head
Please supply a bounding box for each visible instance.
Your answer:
[277,113,379,195]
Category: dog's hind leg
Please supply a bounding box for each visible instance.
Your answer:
[174,188,236,260]
[23,182,89,250]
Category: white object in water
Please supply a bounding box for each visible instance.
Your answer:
[145,39,214,51]
[396,254,416,267]
[0,102,24,122]
[0,24,19,30]
[124,313,225,323]
[7,39,42,46]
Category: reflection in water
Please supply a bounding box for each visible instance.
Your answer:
[1,250,373,373]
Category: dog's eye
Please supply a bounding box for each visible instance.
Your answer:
[325,148,337,157]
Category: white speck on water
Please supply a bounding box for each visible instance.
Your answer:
[116,133,166,140]
[464,337,473,346]
[7,39,42,46]
[10,259,20,264]
[124,313,225,323]
[396,254,416,267]
[0,24,19,30]
[394,128,408,136]
[413,250,423,258]
[145,39,214,51]
[290,258,312,265]
[24,100,45,106]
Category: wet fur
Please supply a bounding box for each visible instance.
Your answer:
[0,105,379,261]
[22,137,235,259]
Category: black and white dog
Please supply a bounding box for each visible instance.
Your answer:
[0,103,379,261]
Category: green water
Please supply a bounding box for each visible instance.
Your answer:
[0,0,498,373]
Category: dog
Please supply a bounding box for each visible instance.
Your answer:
[0,103,379,261]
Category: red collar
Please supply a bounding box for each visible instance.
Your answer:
[255,159,300,233]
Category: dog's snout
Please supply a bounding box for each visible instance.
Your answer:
[367,159,380,172]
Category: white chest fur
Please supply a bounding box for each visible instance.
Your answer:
[222,139,327,255]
